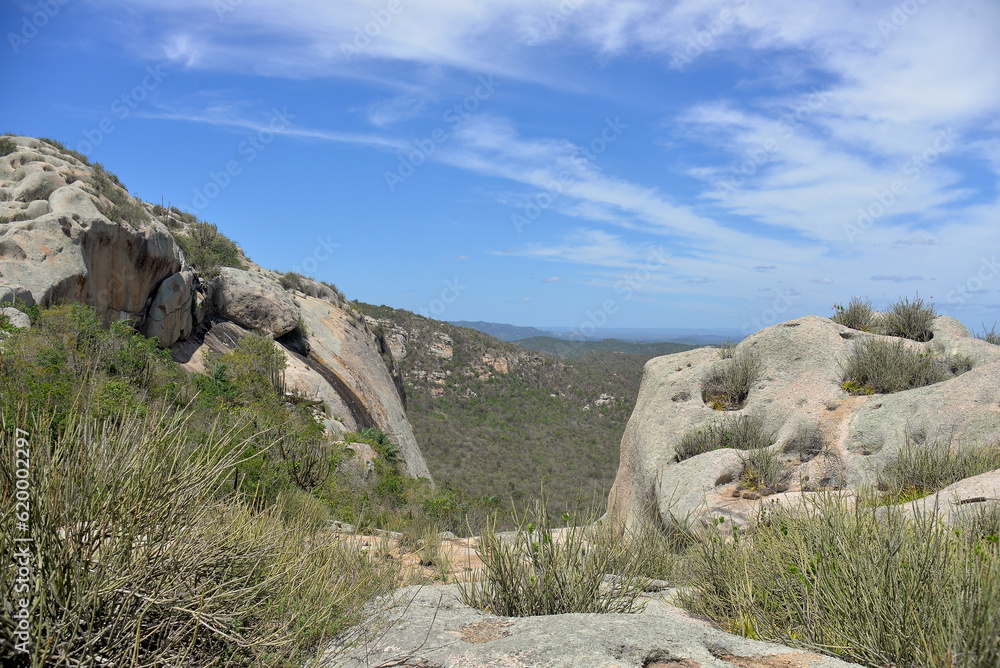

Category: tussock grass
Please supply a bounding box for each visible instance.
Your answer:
[841,336,951,395]
[676,413,775,462]
[874,436,1000,504]
[977,323,1000,345]
[701,346,762,410]
[832,296,875,331]
[459,496,650,616]
[680,494,1000,668]
[879,295,937,342]
[782,426,827,462]
[0,406,394,667]
[739,446,784,492]
[0,135,16,157]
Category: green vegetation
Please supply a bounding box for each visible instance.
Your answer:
[0,301,517,664]
[701,346,761,410]
[354,301,666,518]
[739,446,784,492]
[832,296,875,331]
[840,336,968,395]
[679,494,1000,668]
[881,295,937,341]
[38,136,90,165]
[513,336,699,359]
[172,221,245,279]
[90,162,149,228]
[0,135,16,157]
[675,413,774,462]
[460,495,655,616]
[978,323,1000,345]
[0,407,394,668]
[874,436,1000,504]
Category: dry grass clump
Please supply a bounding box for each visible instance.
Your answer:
[680,494,1000,668]
[879,295,937,342]
[701,347,762,410]
[874,436,1000,504]
[840,336,956,395]
[739,446,784,493]
[675,413,775,462]
[0,406,394,668]
[459,496,654,616]
[831,296,875,331]
[977,323,1000,345]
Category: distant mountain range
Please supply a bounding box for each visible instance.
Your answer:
[448,321,556,341]
[512,337,700,359]
[450,320,742,345]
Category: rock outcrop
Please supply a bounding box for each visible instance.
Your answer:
[296,295,430,479]
[607,315,1000,531]
[325,584,862,668]
[0,137,181,325]
[212,266,300,338]
[4,136,431,481]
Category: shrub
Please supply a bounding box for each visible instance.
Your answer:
[225,331,287,398]
[675,413,774,462]
[39,136,90,165]
[0,135,16,157]
[879,295,936,341]
[459,495,649,616]
[344,427,400,462]
[701,346,761,410]
[173,222,245,279]
[90,162,148,228]
[782,426,827,462]
[841,336,953,395]
[739,446,784,492]
[0,407,394,667]
[279,271,306,292]
[169,205,198,225]
[680,494,1000,668]
[875,436,1000,504]
[977,323,1000,345]
[831,296,875,331]
[717,339,736,359]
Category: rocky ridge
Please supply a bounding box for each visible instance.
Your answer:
[0,136,429,479]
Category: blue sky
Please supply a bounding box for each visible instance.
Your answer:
[4,0,999,334]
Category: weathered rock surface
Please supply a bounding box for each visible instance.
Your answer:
[297,296,430,479]
[324,584,862,668]
[141,269,194,345]
[885,469,1000,525]
[0,137,181,325]
[608,315,1000,531]
[0,307,30,332]
[212,267,300,338]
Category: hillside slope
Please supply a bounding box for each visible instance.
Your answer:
[355,303,700,511]
[514,336,699,359]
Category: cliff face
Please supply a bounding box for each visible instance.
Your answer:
[1,136,430,481]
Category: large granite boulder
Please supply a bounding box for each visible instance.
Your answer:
[324,584,862,667]
[297,295,430,479]
[607,315,1000,531]
[211,267,300,338]
[141,269,194,346]
[0,138,181,324]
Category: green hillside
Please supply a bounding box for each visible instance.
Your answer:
[355,302,701,513]
[513,336,701,359]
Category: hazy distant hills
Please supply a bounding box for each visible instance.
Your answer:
[513,337,701,359]
[449,320,556,341]
[452,320,741,346]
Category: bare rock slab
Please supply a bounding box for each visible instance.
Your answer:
[322,585,862,668]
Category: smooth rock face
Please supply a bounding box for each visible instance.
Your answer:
[141,269,194,346]
[211,267,300,338]
[608,315,1000,531]
[325,584,863,668]
[297,296,431,480]
[0,138,181,323]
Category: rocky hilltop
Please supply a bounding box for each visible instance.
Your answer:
[0,136,429,479]
[608,313,1000,531]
